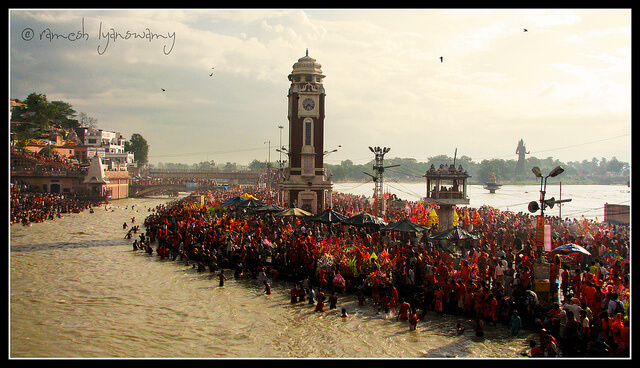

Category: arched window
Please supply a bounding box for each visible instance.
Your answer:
[303,118,313,146]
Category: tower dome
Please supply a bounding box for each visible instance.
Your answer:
[288,49,325,82]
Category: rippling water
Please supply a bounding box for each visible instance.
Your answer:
[11,195,538,358]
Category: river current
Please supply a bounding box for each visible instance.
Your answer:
[10,185,629,358]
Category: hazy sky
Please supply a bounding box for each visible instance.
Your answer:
[9,9,631,167]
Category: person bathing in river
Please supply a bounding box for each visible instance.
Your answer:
[218,269,227,287]
[341,308,350,318]
[328,291,338,310]
[315,289,326,312]
[397,299,411,320]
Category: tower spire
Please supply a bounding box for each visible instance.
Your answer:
[305,48,308,56]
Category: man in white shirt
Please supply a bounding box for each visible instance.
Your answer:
[494,260,505,285]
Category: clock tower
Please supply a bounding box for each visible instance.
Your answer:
[279,50,333,213]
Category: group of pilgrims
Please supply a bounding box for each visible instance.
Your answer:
[130,186,629,358]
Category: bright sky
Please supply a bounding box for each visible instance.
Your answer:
[9,9,631,167]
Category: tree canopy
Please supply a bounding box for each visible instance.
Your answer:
[124,133,149,166]
[12,92,80,139]
[324,154,629,185]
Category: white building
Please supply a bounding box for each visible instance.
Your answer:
[76,127,137,170]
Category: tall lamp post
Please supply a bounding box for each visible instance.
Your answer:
[275,146,289,205]
[277,125,284,203]
[529,165,571,253]
[278,125,284,170]
[264,140,271,190]
[529,165,567,305]
[531,165,564,217]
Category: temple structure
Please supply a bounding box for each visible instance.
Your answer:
[423,164,470,230]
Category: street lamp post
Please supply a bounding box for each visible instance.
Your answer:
[322,145,341,158]
[264,140,271,190]
[531,165,566,217]
[277,125,284,204]
[529,166,571,254]
[278,125,284,170]
[530,165,568,305]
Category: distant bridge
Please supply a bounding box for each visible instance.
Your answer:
[129,183,187,198]
[145,169,259,185]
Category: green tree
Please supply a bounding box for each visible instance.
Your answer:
[50,100,76,127]
[12,92,79,139]
[248,159,266,172]
[223,162,237,171]
[196,160,217,171]
[125,133,149,166]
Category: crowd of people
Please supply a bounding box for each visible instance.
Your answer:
[133,186,629,358]
[10,146,87,174]
[10,187,98,226]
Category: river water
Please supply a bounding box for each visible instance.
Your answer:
[9,184,629,358]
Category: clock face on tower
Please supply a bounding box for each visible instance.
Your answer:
[302,97,315,111]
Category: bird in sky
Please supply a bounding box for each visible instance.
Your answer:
[523,28,528,32]
[161,88,165,92]
[439,56,443,62]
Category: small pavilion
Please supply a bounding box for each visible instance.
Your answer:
[423,164,470,231]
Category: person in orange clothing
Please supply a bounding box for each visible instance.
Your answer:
[540,329,559,357]
[527,340,542,357]
[397,300,411,320]
[371,283,381,305]
[433,285,445,316]
[610,313,624,350]
[463,283,475,317]
[460,260,471,285]
[595,311,611,342]
[408,310,419,331]
[544,303,561,333]
[487,294,499,326]
[592,284,606,316]
[581,280,596,311]
[616,318,630,356]
[572,268,583,299]
[318,268,328,289]
[436,261,449,284]
[314,289,326,312]
[388,284,399,312]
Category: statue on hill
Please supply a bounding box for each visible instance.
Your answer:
[515,139,529,176]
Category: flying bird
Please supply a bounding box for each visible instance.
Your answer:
[439,56,443,62]
[523,28,528,32]
[161,88,166,92]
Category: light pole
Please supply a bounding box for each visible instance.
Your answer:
[365,146,399,216]
[264,140,271,190]
[530,165,567,217]
[529,165,571,305]
[529,165,571,252]
[278,125,284,170]
[322,145,341,158]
